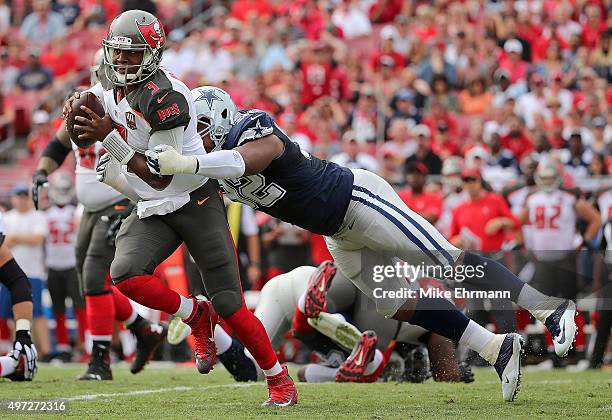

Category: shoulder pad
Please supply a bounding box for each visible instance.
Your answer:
[142,88,190,134]
[232,110,275,147]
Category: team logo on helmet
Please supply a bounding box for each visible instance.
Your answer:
[195,89,221,108]
[136,19,165,49]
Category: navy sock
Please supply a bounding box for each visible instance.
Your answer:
[218,339,258,382]
[409,296,470,342]
[462,252,525,301]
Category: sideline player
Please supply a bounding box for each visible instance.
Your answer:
[67,10,296,406]
[0,211,37,380]
[147,86,577,402]
[32,49,166,380]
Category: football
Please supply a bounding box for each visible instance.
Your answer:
[65,91,105,149]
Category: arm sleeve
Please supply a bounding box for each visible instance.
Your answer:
[195,150,246,179]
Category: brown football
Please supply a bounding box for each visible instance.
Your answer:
[65,91,105,149]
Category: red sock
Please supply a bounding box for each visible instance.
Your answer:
[115,275,181,314]
[86,293,115,339]
[74,307,87,343]
[111,286,134,322]
[0,319,10,341]
[292,304,313,333]
[223,303,278,370]
[54,311,69,347]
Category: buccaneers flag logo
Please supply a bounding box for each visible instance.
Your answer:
[136,19,165,50]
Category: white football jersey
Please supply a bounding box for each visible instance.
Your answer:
[75,82,125,212]
[507,185,535,249]
[597,188,612,223]
[45,204,77,270]
[99,68,206,204]
[525,189,577,260]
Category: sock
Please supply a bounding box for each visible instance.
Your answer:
[111,286,136,324]
[175,295,195,320]
[0,355,15,377]
[217,338,258,381]
[74,307,87,344]
[263,361,283,377]
[459,320,502,365]
[86,293,114,342]
[409,296,470,342]
[364,349,383,376]
[91,340,111,361]
[516,284,565,323]
[223,303,279,371]
[54,311,69,348]
[292,304,313,333]
[119,329,136,357]
[215,325,232,355]
[115,275,182,315]
[463,252,525,301]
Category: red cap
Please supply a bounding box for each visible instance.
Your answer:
[461,167,481,179]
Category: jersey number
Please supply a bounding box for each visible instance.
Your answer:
[222,174,286,208]
[533,205,561,230]
[78,147,106,170]
[49,220,76,244]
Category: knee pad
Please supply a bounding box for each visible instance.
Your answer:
[109,256,150,284]
[0,259,32,305]
[210,289,243,319]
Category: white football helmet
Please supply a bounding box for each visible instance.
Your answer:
[191,86,237,151]
[534,158,561,192]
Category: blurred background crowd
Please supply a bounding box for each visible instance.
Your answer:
[0,0,610,371]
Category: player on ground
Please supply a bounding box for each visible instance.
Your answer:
[147,86,577,402]
[32,49,166,380]
[67,10,296,406]
[0,211,37,381]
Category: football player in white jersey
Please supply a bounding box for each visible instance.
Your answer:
[66,10,296,406]
[44,173,85,362]
[518,160,601,299]
[32,49,167,380]
[147,86,580,401]
[0,211,37,380]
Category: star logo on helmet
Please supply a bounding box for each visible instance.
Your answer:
[196,89,221,108]
[252,119,265,137]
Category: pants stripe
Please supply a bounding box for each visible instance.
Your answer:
[350,195,443,266]
[352,185,454,265]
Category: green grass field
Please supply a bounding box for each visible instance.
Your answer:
[0,364,610,419]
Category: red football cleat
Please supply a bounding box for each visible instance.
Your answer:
[184,298,218,374]
[304,260,337,318]
[263,366,298,407]
[336,330,378,383]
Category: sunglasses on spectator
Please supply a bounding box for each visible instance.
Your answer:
[462,177,478,182]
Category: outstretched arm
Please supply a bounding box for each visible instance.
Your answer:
[146,134,284,178]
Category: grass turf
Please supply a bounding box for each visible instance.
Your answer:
[0,364,610,419]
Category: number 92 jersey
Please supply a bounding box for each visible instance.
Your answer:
[220,110,354,236]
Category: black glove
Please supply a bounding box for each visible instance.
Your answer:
[103,206,133,246]
[31,169,48,210]
[7,330,38,381]
[459,362,475,383]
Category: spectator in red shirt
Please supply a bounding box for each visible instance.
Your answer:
[500,115,534,160]
[499,39,529,83]
[40,36,77,79]
[368,0,403,24]
[299,41,335,106]
[581,3,607,50]
[369,25,405,73]
[398,162,443,224]
[450,168,519,251]
[230,0,273,22]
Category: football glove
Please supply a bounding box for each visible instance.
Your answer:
[8,330,38,381]
[31,169,48,210]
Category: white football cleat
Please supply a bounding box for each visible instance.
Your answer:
[493,333,524,402]
[544,300,577,357]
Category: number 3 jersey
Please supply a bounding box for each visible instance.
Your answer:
[92,68,206,207]
[220,109,354,236]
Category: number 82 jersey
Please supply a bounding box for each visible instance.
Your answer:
[220,110,354,236]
